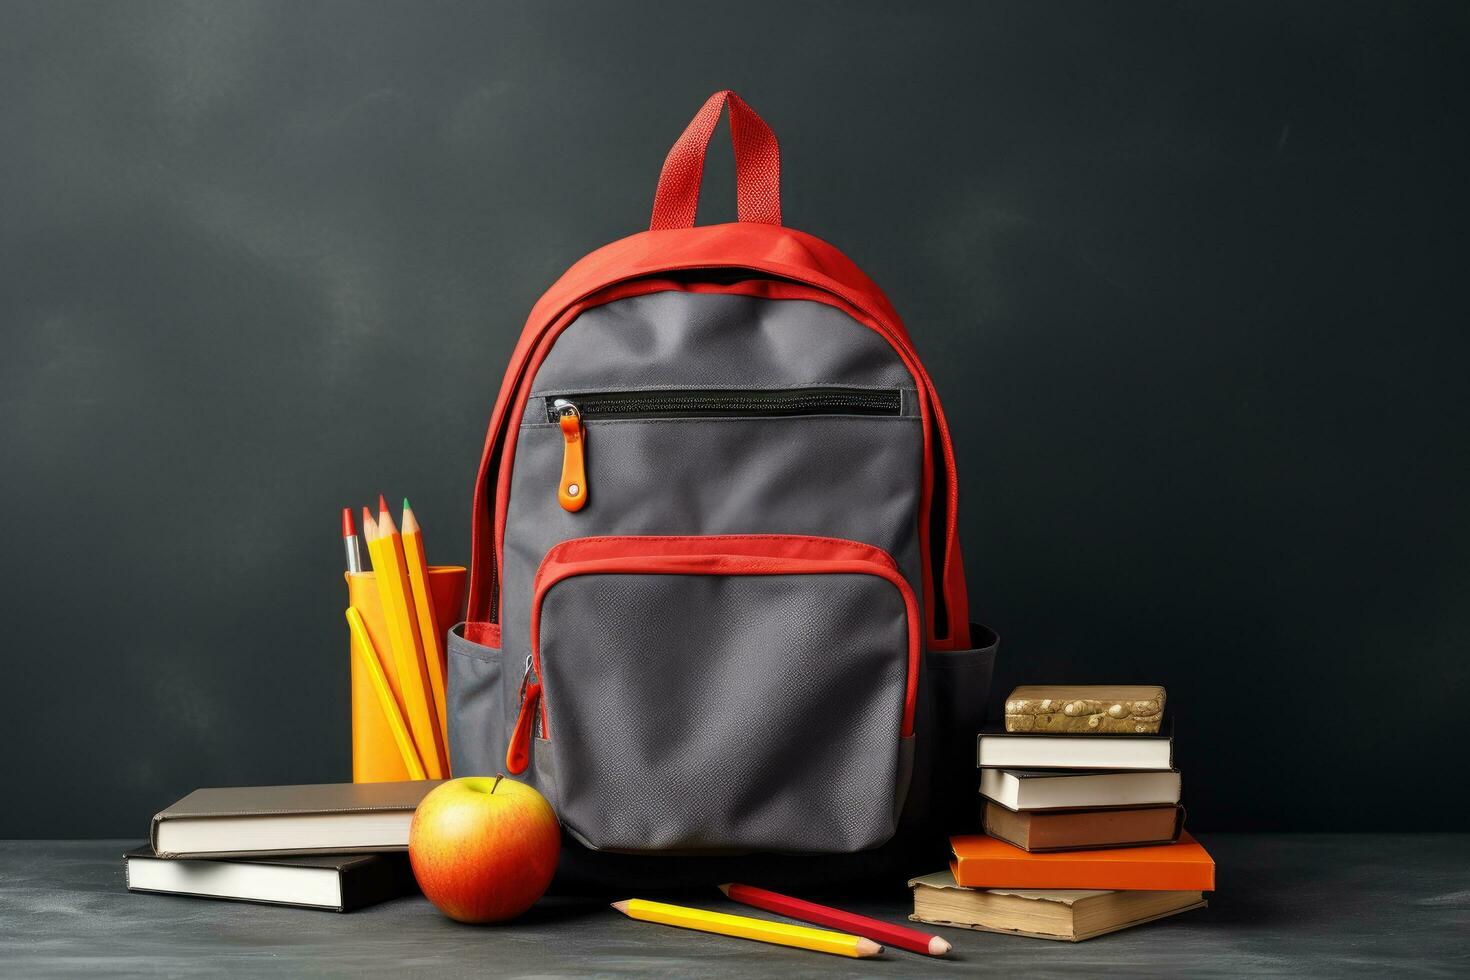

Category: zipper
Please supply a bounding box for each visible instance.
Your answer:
[547,387,900,511]
[552,400,588,512]
[544,386,901,422]
[504,534,921,775]
[506,655,542,774]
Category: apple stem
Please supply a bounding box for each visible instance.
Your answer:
[491,773,504,794]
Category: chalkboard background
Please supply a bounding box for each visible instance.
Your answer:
[3,1,1466,836]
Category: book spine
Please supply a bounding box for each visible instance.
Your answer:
[339,855,418,912]
[955,856,1213,891]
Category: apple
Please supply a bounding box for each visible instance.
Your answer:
[409,775,560,923]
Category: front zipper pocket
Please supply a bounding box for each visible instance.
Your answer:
[544,387,903,510]
[544,386,902,422]
[511,533,919,854]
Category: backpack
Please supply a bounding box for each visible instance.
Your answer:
[449,91,997,888]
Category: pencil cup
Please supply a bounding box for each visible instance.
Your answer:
[346,567,466,782]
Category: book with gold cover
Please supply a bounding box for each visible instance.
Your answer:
[1005,685,1166,734]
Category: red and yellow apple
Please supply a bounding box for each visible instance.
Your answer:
[409,775,560,923]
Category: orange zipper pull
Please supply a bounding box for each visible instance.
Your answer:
[507,655,543,775]
[554,399,587,512]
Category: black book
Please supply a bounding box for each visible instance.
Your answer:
[124,846,417,912]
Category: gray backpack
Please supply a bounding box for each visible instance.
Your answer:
[449,91,996,885]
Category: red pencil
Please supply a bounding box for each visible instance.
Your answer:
[718,882,951,957]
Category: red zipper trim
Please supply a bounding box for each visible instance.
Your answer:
[526,534,922,742]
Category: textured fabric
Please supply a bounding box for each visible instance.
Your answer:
[446,625,510,778]
[525,291,916,402]
[498,293,925,712]
[447,626,960,889]
[649,90,781,230]
[453,288,929,861]
[537,572,907,853]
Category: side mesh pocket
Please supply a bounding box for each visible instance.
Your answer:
[927,624,999,834]
[447,623,510,777]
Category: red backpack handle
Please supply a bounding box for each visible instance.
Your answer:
[650,90,782,231]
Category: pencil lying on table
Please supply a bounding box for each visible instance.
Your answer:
[719,882,950,956]
[611,898,882,958]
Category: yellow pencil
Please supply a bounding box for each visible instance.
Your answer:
[610,899,882,958]
[345,606,426,780]
[400,498,449,754]
[366,496,445,778]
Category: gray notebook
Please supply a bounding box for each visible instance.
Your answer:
[150,780,442,858]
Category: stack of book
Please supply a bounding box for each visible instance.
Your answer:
[124,780,438,912]
[910,685,1215,942]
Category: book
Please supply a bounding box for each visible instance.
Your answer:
[150,780,442,858]
[977,723,1174,770]
[983,801,1184,852]
[1004,685,1165,734]
[981,768,1182,810]
[908,870,1205,942]
[950,832,1215,890]
[124,846,417,912]
[952,834,1217,893]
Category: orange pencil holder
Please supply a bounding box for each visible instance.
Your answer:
[345,567,466,782]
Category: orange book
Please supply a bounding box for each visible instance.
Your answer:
[950,832,1215,891]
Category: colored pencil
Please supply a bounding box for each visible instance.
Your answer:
[719,883,950,956]
[362,501,442,778]
[373,497,448,777]
[611,899,882,958]
[359,509,400,710]
[341,507,362,573]
[345,606,425,779]
[400,498,449,753]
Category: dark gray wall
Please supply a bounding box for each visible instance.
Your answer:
[3,1,1466,837]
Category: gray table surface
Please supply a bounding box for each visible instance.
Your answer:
[1,835,1466,978]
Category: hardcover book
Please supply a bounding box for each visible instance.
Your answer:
[949,832,1215,891]
[983,801,1184,852]
[124,847,417,912]
[1004,685,1166,734]
[981,768,1182,810]
[908,869,1205,942]
[978,723,1175,771]
[150,780,441,859]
